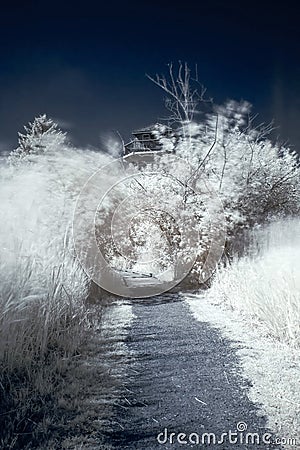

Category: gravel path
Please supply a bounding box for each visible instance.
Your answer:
[104,294,281,449]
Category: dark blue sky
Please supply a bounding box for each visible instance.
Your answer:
[0,1,299,152]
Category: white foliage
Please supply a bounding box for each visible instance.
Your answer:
[8,114,67,165]
[157,101,300,235]
[209,218,300,348]
[0,125,112,369]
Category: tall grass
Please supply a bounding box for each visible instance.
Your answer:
[209,219,300,347]
[0,146,111,447]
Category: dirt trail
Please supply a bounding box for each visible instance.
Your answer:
[103,294,281,449]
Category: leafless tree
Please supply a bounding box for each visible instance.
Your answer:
[147,62,212,125]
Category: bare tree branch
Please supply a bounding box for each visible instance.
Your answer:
[146,62,212,125]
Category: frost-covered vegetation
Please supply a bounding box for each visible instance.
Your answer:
[145,63,300,286]
[0,115,113,448]
[208,219,300,347]
[97,65,300,286]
